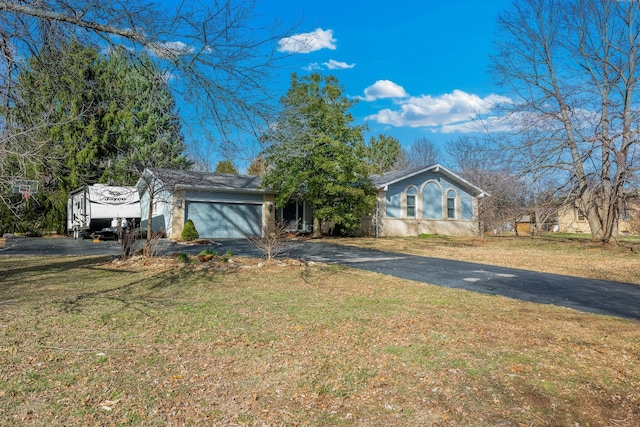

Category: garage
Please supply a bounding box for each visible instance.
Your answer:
[137,169,273,240]
[186,201,263,239]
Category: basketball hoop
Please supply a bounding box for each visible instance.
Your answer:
[11,179,39,202]
[20,187,32,201]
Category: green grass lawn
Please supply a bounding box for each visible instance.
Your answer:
[1,253,639,426]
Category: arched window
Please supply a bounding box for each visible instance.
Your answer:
[422,181,442,219]
[406,186,417,218]
[447,190,456,219]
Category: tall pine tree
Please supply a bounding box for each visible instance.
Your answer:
[262,73,374,237]
[5,41,189,233]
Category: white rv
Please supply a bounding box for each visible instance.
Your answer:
[67,185,141,236]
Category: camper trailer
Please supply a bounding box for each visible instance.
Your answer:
[67,185,141,237]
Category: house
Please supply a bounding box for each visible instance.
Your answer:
[365,164,489,237]
[136,165,488,240]
[557,200,639,236]
[556,205,590,234]
[136,168,275,239]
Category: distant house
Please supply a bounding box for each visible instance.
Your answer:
[557,199,639,236]
[364,164,489,237]
[136,168,275,239]
[556,205,591,234]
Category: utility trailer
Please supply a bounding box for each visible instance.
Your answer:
[67,185,141,238]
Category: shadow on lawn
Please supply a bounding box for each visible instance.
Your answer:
[59,268,189,316]
[0,257,114,284]
[0,257,183,305]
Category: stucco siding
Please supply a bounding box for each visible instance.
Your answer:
[422,181,442,219]
[379,218,479,237]
[385,171,473,219]
[461,194,473,220]
[366,167,483,237]
[386,192,401,218]
[171,189,186,238]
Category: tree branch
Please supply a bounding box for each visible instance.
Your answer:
[0,1,147,44]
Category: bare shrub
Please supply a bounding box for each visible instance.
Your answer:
[119,228,138,258]
[143,232,163,257]
[246,220,296,261]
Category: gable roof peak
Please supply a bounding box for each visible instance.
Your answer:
[371,163,489,197]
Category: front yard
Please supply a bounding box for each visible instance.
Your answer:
[1,237,639,425]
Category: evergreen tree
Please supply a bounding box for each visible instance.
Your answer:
[214,160,239,174]
[360,134,403,174]
[246,155,265,176]
[262,73,374,237]
[5,41,188,232]
[99,47,190,183]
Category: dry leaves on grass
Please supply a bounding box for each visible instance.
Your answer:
[108,254,309,272]
[1,252,639,426]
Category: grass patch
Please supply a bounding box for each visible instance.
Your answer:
[0,251,639,425]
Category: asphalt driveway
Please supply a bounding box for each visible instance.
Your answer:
[283,240,640,321]
[2,237,639,320]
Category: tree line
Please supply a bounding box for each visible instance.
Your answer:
[0,41,189,233]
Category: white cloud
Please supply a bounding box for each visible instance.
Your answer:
[303,62,323,71]
[361,80,408,101]
[439,114,511,134]
[148,41,195,58]
[365,90,512,132]
[278,28,337,54]
[159,70,178,83]
[323,59,355,70]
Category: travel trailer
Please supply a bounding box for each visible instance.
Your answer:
[67,184,141,237]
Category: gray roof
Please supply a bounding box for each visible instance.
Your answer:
[370,166,427,187]
[370,163,489,197]
[145,168,264,192]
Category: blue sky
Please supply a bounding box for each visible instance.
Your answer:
[256,0,514,154]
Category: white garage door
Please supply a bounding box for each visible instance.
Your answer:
[186,202,262,239]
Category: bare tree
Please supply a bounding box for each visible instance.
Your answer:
[493,0,640,243]
[395,137,440,170]
[447,136,528,235]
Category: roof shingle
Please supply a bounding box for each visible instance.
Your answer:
[148,168,263,191]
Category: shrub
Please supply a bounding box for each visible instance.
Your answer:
[198,249,217,256]
[176,253,189,263]
[246,221,291,261]
[181,219,199,241]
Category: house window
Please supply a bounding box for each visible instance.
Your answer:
[406,186,417,218]
[577,209,586,221]
[407,195,416,218]
[447,190,456,219]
